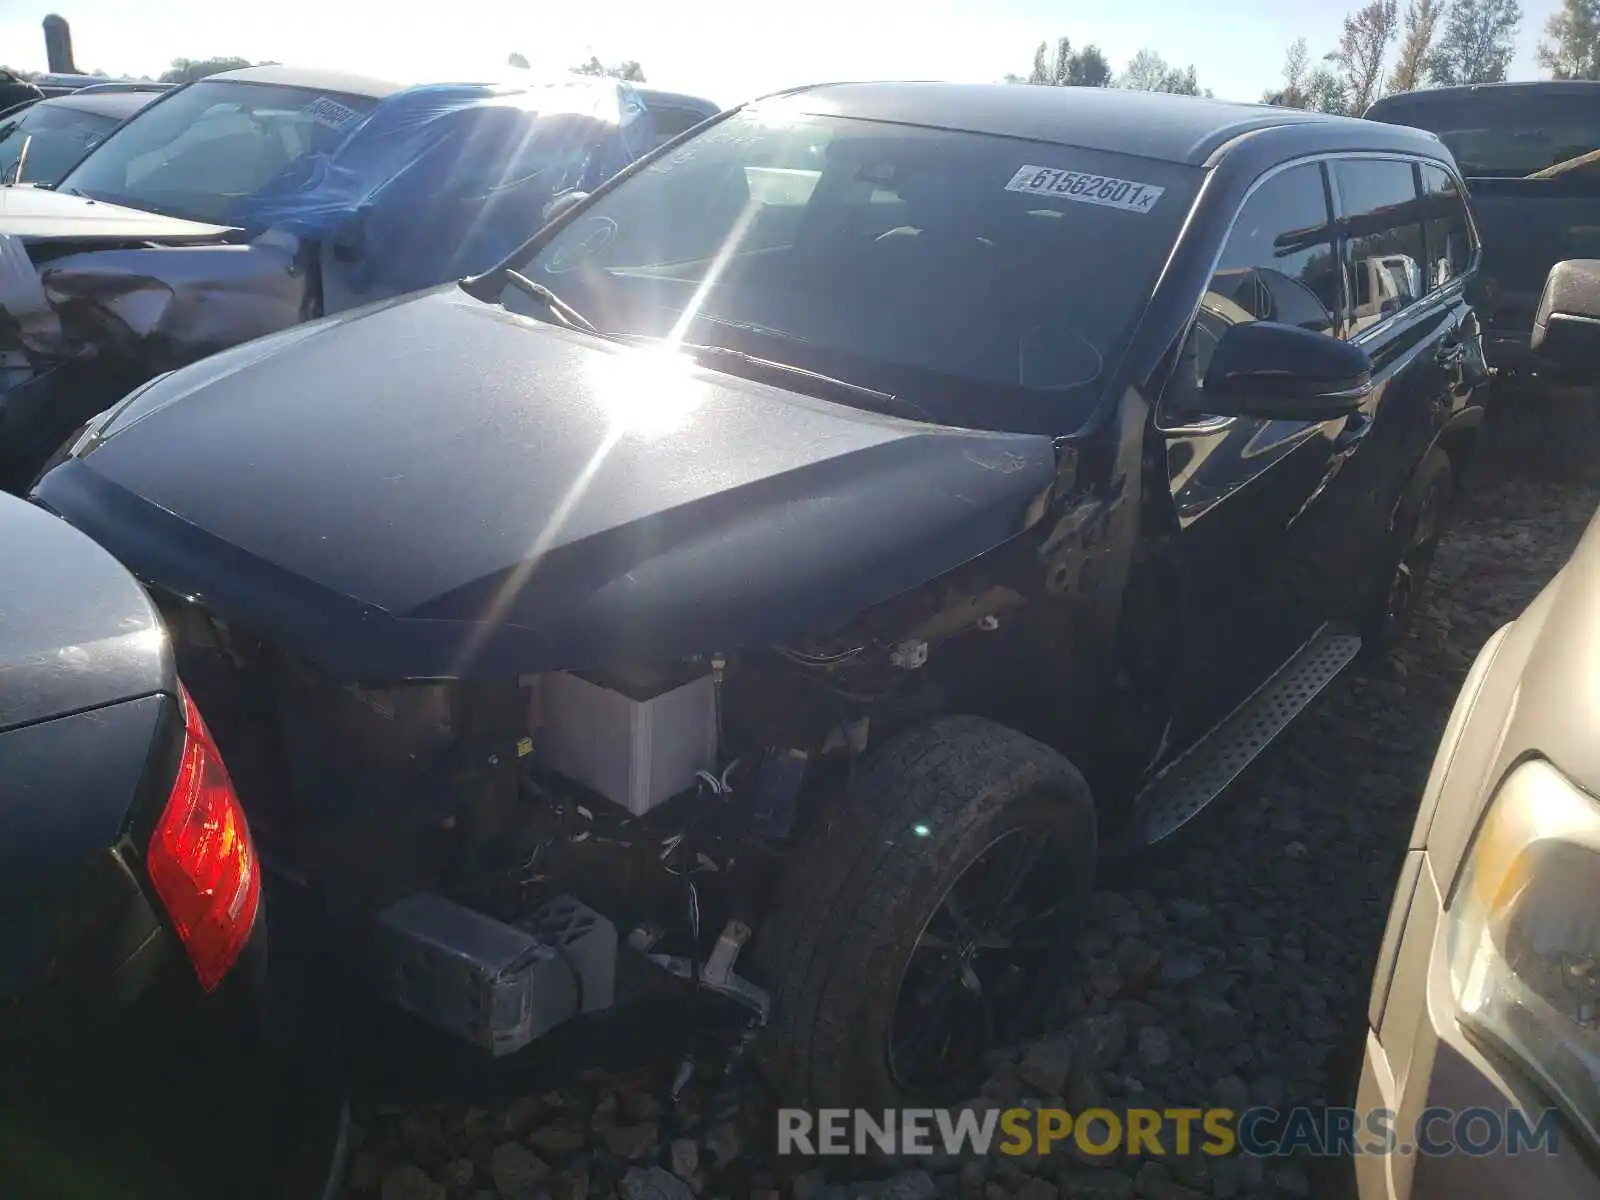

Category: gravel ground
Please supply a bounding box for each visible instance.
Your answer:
[343,394,1600,1200]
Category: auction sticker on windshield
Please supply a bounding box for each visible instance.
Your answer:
[303,96,363,131]
[1005,165,1165,214]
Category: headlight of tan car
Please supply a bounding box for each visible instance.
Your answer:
[1448,758,1600,1148]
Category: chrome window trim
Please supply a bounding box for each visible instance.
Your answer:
[1331,153,1446,347]
[1157,152,1335,434]
[1157,148,1465,434]
[1418,157,1483,286]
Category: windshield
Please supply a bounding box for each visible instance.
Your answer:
[1372,93,1600,180]
[0,104,121,185]
[513,105,1199,430]
[56,78,379,223]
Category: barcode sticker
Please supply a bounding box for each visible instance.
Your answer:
[1004,165,1165,214]
[303,96,362,131]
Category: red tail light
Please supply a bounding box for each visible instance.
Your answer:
[147,684,261,992]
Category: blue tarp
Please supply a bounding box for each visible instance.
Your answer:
[235,77,659,303]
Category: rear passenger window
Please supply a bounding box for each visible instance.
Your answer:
[1165,163,1337,411]
[1333,159,1427,336]
[1419,163,1473,289]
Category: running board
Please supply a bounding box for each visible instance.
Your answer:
[1127,626,1362,849]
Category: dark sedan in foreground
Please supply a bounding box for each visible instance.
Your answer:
[0,492,348,1198]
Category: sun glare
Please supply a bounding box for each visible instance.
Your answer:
[589,345,711,437]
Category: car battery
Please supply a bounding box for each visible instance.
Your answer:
[539,666,718,816]
[368,892,616,1056]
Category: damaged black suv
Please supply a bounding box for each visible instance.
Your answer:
[29,82,1487,1108]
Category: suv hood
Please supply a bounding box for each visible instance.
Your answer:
[33,287,1058,680]
[0,490,172,732]
[0,185,235,245]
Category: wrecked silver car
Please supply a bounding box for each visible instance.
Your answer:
[0,64,399,488]
[0,70,715,490]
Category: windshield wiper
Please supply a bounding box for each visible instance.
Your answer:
[500,269,603,336]
[628,337,933,421]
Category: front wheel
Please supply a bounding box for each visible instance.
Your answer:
[753,716,1096,1108]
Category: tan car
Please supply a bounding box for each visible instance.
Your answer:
[1358,258,1600,1197]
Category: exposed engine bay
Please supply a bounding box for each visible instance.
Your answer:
[153,557,1055,1063]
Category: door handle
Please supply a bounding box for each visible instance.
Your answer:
[1437,340,1466,367]
[1334,411,1373,454]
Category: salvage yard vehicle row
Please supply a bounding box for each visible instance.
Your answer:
[6,81,1517,1190]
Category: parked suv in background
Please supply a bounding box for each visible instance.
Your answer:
[1365,81,1600,379]
[1356,260,1600,1199]
[31,84,1488,1108]
[0,68,43,115]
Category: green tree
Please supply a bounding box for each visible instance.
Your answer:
[1306,66,1353,112]
[1121,49,1167,90]
[1263,37,1312,106]
[1070,45,1113,86]
[158,56,253,84]
[1429,0,1523,84]
[507,52,530,70]
[1025,37,1114,87]
[1388,0,1444,91]
[1119,48,1204,94]
[1264,35,1355,113]
[1328,0,1400,113]
[1537,0,1600,79]
[571,55,646,82]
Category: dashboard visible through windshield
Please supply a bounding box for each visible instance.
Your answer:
[513,105,1199,431]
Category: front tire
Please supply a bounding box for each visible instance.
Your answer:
[754,715,1096,1108]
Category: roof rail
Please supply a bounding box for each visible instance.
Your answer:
[70,81,169,95]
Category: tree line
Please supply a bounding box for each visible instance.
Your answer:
[507,53,647,81]
[157,54,649,85]
[1014,0,1600,111]
[1005,39,1209,95]
[10,53,650,88]
[21,0,1600,105]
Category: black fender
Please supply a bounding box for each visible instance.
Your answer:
[1388,404,1482,536]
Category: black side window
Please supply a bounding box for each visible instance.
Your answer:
[1166,162,1336,410]
[1333,159,1427,337]
[649,107,708,149]
[1419,163,1473,289]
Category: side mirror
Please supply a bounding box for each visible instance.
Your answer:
[541,189,589,226]
[1202,320,1373,421]
[1531,259,1600,381]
